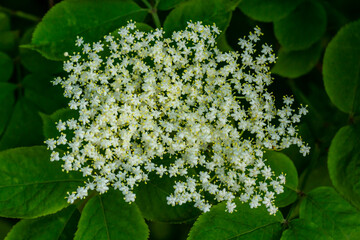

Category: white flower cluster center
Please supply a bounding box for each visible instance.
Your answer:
[46,21,309,215]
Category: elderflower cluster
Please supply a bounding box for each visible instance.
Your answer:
[45,21,309,215]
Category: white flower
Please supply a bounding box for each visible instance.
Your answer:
[249,195,262,208]
[67,192,76,204]
[124,192,136,202]
[50,151,60,161]
[75,36,84,47]
[278,174,286,184]
[81,166,92,177]
[300,145,311,156]
[299,105,309,115]
[226,201,236,213]
[45,139,56,150]
[167,195,177,206]
[76,187,88,199]
[56,120,66,132]
[93,42,104,52]
[46,21,309,216]
[283,96,294,105]
[268,205,278,215]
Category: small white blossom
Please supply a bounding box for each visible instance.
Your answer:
[299,105,308,115]
[45,139,56,150]
[56,120,66,132]
[67,192,76,204]
[76,187,88,199]
[50,151,60,161]
[75,36,84,47]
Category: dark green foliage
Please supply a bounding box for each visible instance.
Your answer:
[0,0,359,239]
[264,151,298,207]
[0,52,13,82]
[157,0,187,10]
[19,28,62,74]
[188,200,284,240]
[29,0,148,60]
[135,174,201,223]
[22,74,68,114]
[163,0,235,35]
[0,98,43,150]
[328,124,360,210]
[280,219,330,240]
[323,19,360,114]
[74,190,149,240]
[5,206,79,240]
[0,30,18,54]
[0,12,10,31]
[238,0,304,22]
[300,187,360,239]
[0,146,84,218]
[272,42,322,78]
[274,1,327,51]
[0,82,16,136]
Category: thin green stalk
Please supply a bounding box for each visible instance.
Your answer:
[0,5,40,22]
[154,0,160,8]
[141,0,152,9]
[151,8,161,29]
[141,0,161,29]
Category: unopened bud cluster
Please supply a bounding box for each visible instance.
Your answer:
[46,21,309,215]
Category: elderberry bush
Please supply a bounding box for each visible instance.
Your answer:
[0,1,360,240]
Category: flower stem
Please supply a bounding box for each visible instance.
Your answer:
[141,0,161,29]
[141,0,152,8]
[151,8,161,29]
[0,5,40,22]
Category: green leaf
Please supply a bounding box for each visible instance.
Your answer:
[274,1,326,51]
[0,52,13,82]
[0,98,43,150]
[0,218,13,240]
[5,206,79,240]
[264,151,298,207]
[19,28,62,74]
[22,73,68,114]
[0,13,10,31]
[31,0,147,60]
[0,146,84,218]
[216,32,234,52]
[157,0,187,10]
[40,108,78,140]
[0,31,18,53]
[238,0,304,22]
[188,200,284,240]
[135,173,201,223]
[300,187,360,239]
[300,156,333,194]
[323,19,360,114]
[163,0,234,35]
[328,124,360,210]
[272,42,322,78]
[0,82,16,136]
[280,219,330,240]
[74,190,149,240]
[59,205,81,240]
